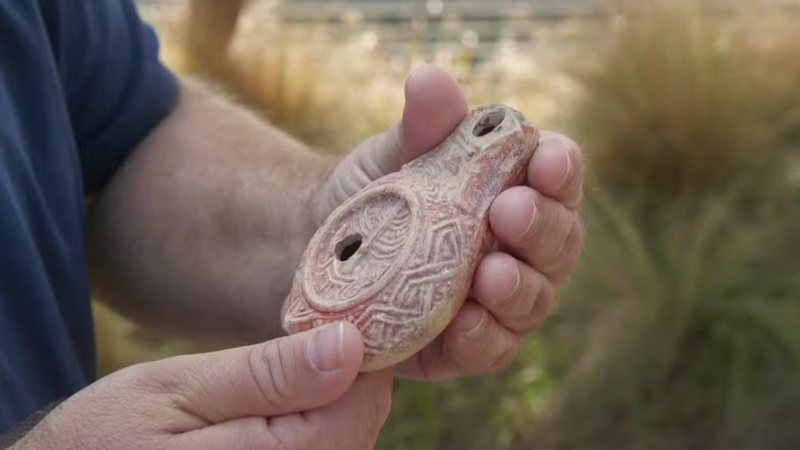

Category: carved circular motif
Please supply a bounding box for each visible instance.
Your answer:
[301,185,421,312]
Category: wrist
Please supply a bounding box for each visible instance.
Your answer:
[4,401,63,450]
[8,419,57,450]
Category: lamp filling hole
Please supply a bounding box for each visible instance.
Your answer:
[472,110,506,137]
[335,234,363,261]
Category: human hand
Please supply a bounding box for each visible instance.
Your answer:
[12,323,392,450]
[316,65,584,381]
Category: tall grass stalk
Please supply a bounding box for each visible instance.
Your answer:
[524,3,800,449]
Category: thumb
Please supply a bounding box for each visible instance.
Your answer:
[324,65,467,210]
[144,322,364,424]
[355,64,468,177]
[399,63,469,162]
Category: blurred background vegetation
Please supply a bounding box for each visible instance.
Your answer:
[96,0,800,448]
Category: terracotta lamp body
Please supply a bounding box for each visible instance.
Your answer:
[282,105,540,371]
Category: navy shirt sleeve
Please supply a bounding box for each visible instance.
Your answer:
[43,0,179,193]
[0,0,178,434]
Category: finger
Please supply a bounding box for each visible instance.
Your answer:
[401,64,469,159]
[490,186,584,283]
[141,322,364,426]
[293,370,394,449]
[441,302,523,375]
[347,64,468,179]
[471,252,556,333]
[528,131,584,209]
[403,301,522,380]
[172,371,394,450]
[166,416,280,450]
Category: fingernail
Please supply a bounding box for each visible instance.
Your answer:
[535,142,572,191]
[307,323,344,373]
[520,193,538,239]
[559,149,572,189]
[459,308,487,337]
[498,266,521,305]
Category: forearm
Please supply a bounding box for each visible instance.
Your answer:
[88,79,335,344]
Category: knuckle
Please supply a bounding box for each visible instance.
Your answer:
[510,290,543,332]
[500,297,534,333]
[568,181,585,208]
[472,354,500,374]
[248,340,295,410]
[118,360,175,394]
[506,271,540,316]
[442,340,470,374]
[494,290,522,314]
[448,321,517,375]
[540,210,581,277]
[559,216,583,255]
[264,426,293,450]
[567,218,586,259]
[551,215,585,281]
[467,348,509,375]
[111,359,215,426]
[522,282,556,332]
[486,336,519,374]
[244,417,291,450]
[461,308,490,341]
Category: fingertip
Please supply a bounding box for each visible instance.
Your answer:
[297,323,364,408]
[489,186,537,243]
[401,64,468,158]
[529,132,584,207]
[529,137,571,194]
[304,322,364,392]
[472,252,520,306]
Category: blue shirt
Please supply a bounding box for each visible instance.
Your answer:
[0,0,178,432]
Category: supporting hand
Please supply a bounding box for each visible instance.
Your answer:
[317,65,584,381]
[12,323,392,449]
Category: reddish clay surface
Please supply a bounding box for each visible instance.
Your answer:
[282,105,540,371]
